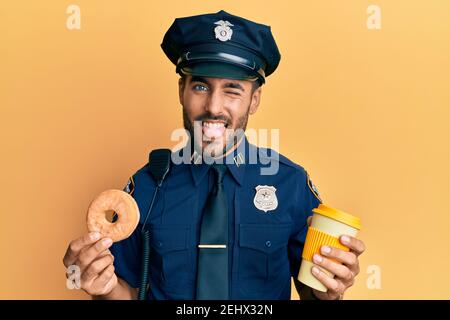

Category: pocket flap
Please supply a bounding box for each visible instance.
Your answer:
[151,225,189,254]
[239,223,291,254]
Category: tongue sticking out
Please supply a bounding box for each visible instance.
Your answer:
[203,124,226,139]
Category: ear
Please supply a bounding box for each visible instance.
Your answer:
[178,77,185,106]
[249,86,262,115]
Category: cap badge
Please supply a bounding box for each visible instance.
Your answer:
[214,20,234,42]
[253,185,278,213]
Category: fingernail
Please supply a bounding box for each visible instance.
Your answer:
[321,246,331,254]
[312,267,320,275]
[90,232,100,241]
[341,235,350,244]
[313,254,322,263]
[102,238,113,247]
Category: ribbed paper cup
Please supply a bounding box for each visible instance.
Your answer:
[297,204,361,292]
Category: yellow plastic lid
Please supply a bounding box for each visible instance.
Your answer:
[312,204,361,230]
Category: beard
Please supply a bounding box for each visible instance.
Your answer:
[183,107,249,158]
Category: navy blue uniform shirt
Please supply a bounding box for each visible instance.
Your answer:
[110,136,322,300]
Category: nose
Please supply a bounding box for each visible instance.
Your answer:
[204,88,224,115]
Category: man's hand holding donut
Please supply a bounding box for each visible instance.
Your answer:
[63,232,137,299]
[63,232,116,296]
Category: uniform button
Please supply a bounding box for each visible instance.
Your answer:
[157,241,163,247]
[265,241,272,248]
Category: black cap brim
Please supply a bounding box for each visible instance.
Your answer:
[179,62,260,82]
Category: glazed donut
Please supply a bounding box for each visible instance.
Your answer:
[86,189,140,242]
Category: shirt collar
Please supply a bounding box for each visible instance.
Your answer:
[186,136,249,187]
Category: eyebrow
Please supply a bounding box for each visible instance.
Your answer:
[191,76,245,92]
[224,82,244,92]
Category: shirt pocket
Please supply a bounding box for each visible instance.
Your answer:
[238,223,291,297]
[150,225,193,289]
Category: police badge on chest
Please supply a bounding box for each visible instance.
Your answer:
[253,185,278,213]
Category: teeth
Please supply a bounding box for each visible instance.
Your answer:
[203,121,225,128]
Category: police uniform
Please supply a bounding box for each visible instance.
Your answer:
[110,10,323,300]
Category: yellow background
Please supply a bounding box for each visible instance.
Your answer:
[1,0,449,299]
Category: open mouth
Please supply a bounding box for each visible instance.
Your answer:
[202,120,228,140]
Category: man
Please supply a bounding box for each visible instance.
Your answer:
[63,10,365,300]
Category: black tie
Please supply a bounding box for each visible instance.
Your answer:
[196,164,229,300]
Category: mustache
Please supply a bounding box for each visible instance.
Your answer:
[194,113,231,125]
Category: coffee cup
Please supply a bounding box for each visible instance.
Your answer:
[297,204,361,292]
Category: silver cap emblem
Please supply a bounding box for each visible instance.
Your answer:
[214,20,234,42]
